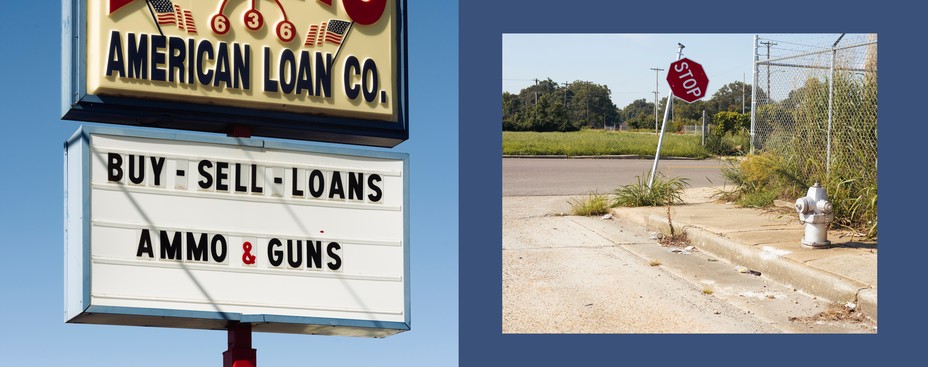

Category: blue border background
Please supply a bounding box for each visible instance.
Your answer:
[460,0,926,365]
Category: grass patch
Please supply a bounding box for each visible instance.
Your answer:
[568,193,611,216]
[703,288,714,295]
[716,152,877,238]
[503,130,711,158]
[705,130,751,156]
[649,259,662,267]
[737,189,779,208]
[613,173,690,207]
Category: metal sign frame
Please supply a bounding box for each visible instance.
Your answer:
[61,0,409,148]
[64,125,411,337]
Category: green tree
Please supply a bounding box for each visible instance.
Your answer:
[620,99,656,130]
[503,78,618,131]
[708,81,763,115]
[518,78,560,110]
[713,111,750,136]
[670,99,709,132]
[525,93,573,132]
[502,92,521,128]
[565,81,619,129]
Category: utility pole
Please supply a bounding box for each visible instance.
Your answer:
[534,78,538,105]
[563,82,569,106]
[742,73,746,114]
[650,67,664,134]
[586,84,590,128]
[760,41,777,103]
[563,81,570,126]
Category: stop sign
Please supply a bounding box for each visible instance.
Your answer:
[666,58,709,103]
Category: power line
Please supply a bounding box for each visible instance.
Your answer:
[758,38,829,50]
[760,41,777,103]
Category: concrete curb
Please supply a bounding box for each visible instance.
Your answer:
[612,210,877,322]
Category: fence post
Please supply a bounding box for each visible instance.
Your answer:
[826,36,843,178]
[701,110,706,146]
[750,35,759,154]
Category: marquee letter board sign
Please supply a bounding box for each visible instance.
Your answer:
[64,126,410,336]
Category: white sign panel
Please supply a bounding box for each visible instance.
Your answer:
[65,126,409,337]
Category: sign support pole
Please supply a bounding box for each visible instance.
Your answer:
[701,109,706,146]
[648,44,685,189]
[223,322,257,367]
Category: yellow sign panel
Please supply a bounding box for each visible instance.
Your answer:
[86,0,398,122]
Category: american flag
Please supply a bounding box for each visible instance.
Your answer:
[324,19,351,45]
[149,0,198,34]
[109,0,196,34]
[183,9,197,34]
[304,24,321,47]
[151,0,178,26]
[304,19,352,47]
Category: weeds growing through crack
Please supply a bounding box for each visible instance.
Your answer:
[666,187,675,238]
[613,173,689,207]
[659,182,690,247]
[610,172,691,246]
[568,192,611,216]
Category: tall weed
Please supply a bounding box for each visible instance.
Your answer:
[614,173,690,207]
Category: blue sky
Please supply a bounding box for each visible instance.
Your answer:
[503,33,871,109]
[0,1,457,366]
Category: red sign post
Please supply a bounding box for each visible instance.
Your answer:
[666,58,709,103]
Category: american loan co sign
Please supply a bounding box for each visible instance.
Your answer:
[63,0,408,147]
[65,126,410,336]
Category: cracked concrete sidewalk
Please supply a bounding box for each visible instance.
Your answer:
[610,186,877,321]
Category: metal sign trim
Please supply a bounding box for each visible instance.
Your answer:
[61,0,409,148]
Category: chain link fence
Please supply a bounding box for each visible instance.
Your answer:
[751,34,877,235]
[752,34,877,187]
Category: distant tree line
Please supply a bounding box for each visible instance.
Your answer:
[502,79,620,132]
[503,78,768,133]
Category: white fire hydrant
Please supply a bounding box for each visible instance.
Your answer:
[795,183,833,248]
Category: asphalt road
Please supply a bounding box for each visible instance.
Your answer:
[503,157,729,196]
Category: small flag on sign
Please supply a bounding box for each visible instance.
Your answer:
[183,9,197,34]
[110,0,197,35]
[151,0,177,25]
[174,5,183,29]
[304,19,352,47]
[324,19,351,45]
[304,24,320,47]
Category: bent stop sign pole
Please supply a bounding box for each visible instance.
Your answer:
[648,43,685,189]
